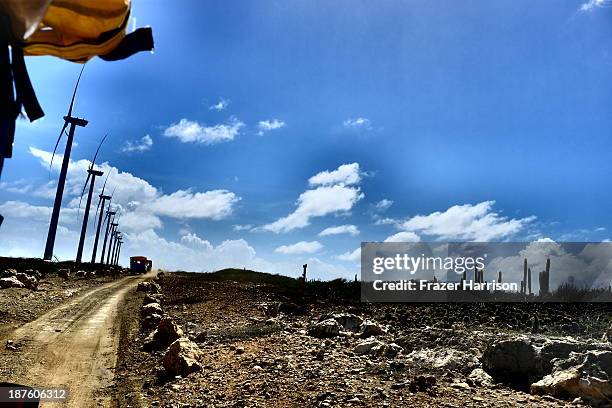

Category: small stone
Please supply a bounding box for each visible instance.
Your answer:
[451,382,471,390]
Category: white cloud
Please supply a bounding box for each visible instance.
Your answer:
[275,240,323,255]
[180,232,213,250]
[0,200,60,222]
[337,248,360,262]
[121,135,153,153]
[163,118,244,145]
[263,163,364,233]
[263,185,364,233]
[374,217,398,226]
[27,147,240,232]
[233,224,253,232]
[257,119,285,135]
[375,199,393,212]
[144,190,239,220]
[580,0,609,11]
[384,231,421,242]
[125,229,258,271]
[396,201,534,241]
[121,211,162,232]
[308,163,361,187]
[209,98,229,111]
[319,224,359,237]
[0,179,56,199]
[343,117,371,130]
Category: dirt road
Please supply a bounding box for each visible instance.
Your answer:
[1,273,149,407]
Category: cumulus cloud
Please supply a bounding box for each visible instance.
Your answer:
[27,147,240,232]
[337,248,360,262]
[163,118,244,145]
[125,229,259,271]
[144,190,239,220]
[120,211,162,232]
[209,98,229,111]
[384,231,421,242]
[0,179,56,199]
[0,200,64,222]
[263,185,364,233]
[580,0,609,11]
[257,119,285,135]
[319,224,359,237]
[275,240,323,255]
[343,117,371,130]
[394,201,535,242]
[308,163,361,187]
[263,163,364,233]
[375,199,393,212]
[121,135,153,153]
[233,224,253,232]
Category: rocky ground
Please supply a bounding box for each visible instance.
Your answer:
[112,271,612,408]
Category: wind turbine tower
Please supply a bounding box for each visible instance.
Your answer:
[91,172,112,263]
[106,221,118,264]
[75,135,107,263]
[44,67,88,260]
[75,168,103,262]
[100,209,116,263]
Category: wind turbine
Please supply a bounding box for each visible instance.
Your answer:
[43,66,88,261]
[75,135,107,263]
[91,170,112,263]
[106,219,119,264]
[110,230,121,265]
[112,232,122,265]
[115,239,123,266]
[100,207,116,264]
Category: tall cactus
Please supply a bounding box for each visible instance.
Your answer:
[528,267,532,295]
[474,267,484,284]
[538,258,550,296]
[523,259,528,294]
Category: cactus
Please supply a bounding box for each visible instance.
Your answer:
[474,267,484,284]
[523,259,528,294]
[528,267,532,295]
[538,258,551,296]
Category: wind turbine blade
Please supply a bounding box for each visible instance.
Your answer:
[93,196,103,231]
[50,65,85,174]
[90,133,108,169]
[67,65,86,118]
[76,173,92,221]
[110,184,118,200]
[100,168,112,196]
[49,123,68,173]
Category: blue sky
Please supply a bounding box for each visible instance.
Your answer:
[1,0,611,279]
